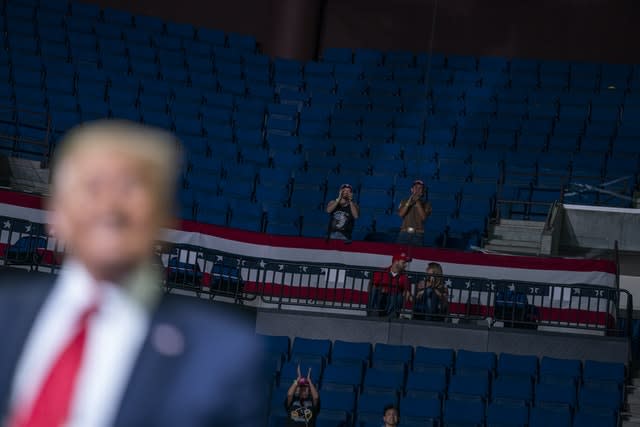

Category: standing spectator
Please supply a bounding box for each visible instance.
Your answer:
[285,365,320,426]
[368,253,412,317]
[382,404,400,427]
[397,179,432,246]
[413,262,448,321]
[326,183,359,241]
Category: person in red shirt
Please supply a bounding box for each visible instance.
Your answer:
[368,253,412,317]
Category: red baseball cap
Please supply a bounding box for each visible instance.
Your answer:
[392,252,412,263]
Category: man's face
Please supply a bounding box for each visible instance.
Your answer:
[412,183,424,196]
[49,145,164,281]
[341,187,352,199]
[394,260,408,271]
[383,408,399,426]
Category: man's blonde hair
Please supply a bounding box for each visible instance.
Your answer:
[51,119,182,212]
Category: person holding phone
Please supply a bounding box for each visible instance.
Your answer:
[412,262,449,321]
[397,179,432,246]
[325,183,359,241]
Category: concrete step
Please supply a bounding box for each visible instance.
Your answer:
[483,241,540,255]
[622,421,640,426]
[486,238,540,249]
[489,227,543,242]
[499,219,546,228]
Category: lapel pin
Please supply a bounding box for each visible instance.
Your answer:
[152,323,185,357]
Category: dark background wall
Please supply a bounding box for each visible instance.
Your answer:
[83,0,640,62]
[320,0,640,63]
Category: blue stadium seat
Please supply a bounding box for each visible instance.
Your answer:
[448,373,490,402]
[583,360,625,388]
[572,410,617,427]
[455,349,496,376]
[356,393,397,425]
[196,196,228,225]
[529,406,571,427]
[362,368,404,395]
[414,346,455,374]
[443,399,485,427]
[405,369,447,400]
[578,386,622,417]
[539,357,582,386]
[321,364,363,393]
[291,337,331,361]
[491,376,533,407]
[497,353,538,381]
[535,382,577,412]
[319,390,356,425]
[257,334,290,359]
[399,396,441,427]
[486,402,528,427]
[331,340,372,366]
[372,343,413,367]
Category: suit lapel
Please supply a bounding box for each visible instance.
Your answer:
[0,273,55,420]
[112,300,187,427]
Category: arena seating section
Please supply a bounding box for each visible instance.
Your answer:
[261,334,625,427]
[1,0,639,250]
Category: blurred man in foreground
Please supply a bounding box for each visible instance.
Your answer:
[0,120,264,427]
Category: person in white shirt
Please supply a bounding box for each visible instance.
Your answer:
[0,120,265,427]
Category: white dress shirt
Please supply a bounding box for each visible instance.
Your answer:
[9,260,161,427]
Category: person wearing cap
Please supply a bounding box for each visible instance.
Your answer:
[412,262,449,321]
[397,179,432,246]
[285,364,320,426]
[326,183,359,241]
[368,253,412,317]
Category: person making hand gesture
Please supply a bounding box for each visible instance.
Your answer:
[397,179,432,246]
[326,183,360,241]
[285,364,321,426]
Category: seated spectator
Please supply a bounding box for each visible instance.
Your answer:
[326,183,359,241]
[396,179,432,246]
[382,404,400,427]
[368,253,411,317]
[412,262,448,321]
[285,365,320,426]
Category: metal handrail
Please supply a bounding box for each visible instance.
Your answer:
[0,216,631,337]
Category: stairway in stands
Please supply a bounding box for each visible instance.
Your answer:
[6,157,50,195]
[484,219,546,255]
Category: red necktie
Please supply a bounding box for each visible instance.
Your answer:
[10,302,98,427]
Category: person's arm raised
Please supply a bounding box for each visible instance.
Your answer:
[306,368,320,406]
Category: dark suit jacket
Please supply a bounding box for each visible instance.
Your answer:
[0,268,266,427]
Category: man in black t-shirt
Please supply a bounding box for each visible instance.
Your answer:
[325,183,360,240]
[284,365,320,427]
